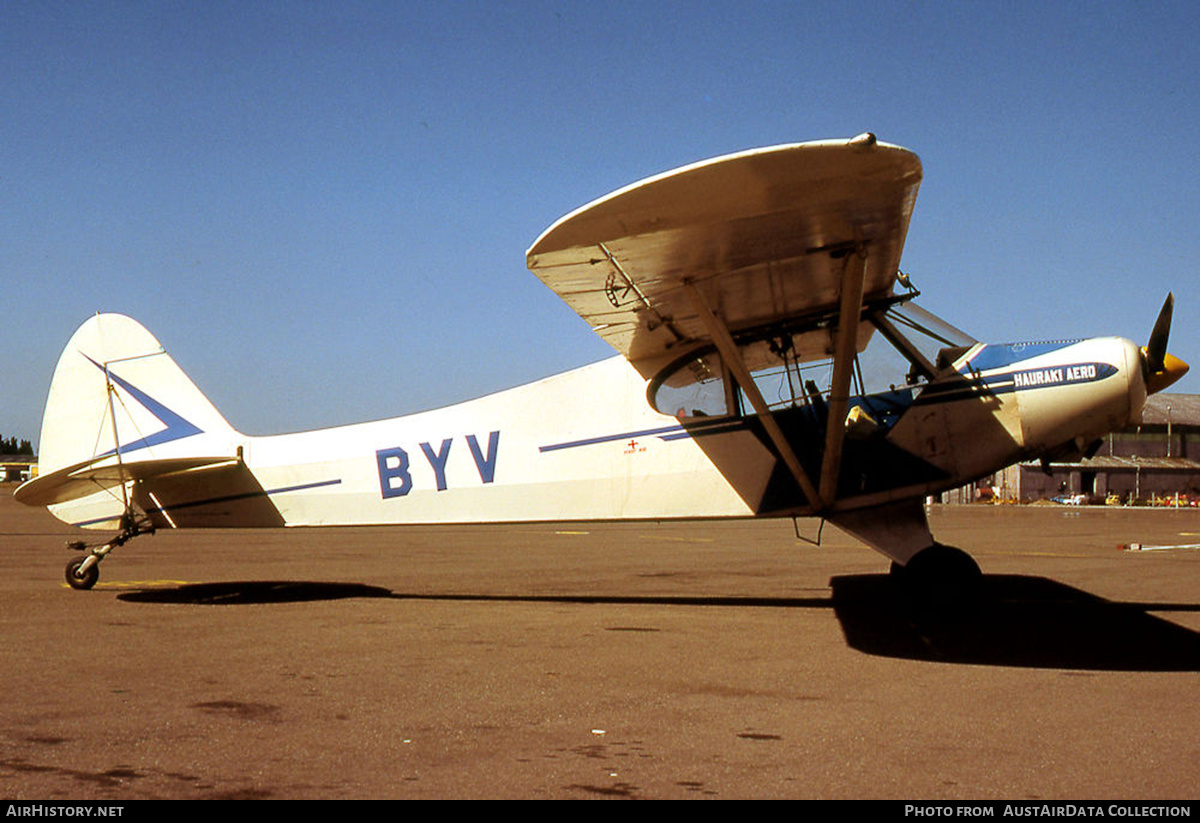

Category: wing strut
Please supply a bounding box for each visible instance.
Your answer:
[818,246,868,507]
[683,281,824,513]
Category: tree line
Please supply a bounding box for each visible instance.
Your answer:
[0,435,34,456]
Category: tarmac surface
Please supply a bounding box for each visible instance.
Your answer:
[1,490,1198,800]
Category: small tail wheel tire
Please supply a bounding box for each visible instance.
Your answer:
[65,557,99,590]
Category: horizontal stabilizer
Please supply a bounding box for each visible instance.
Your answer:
[14,455,239,507]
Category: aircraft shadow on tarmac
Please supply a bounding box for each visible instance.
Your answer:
[832,574,1200,671]
[117,575,1200,672]
[117,581,396,605]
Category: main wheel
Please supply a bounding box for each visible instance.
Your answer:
[892,543,982,618]
[65,557,99,590]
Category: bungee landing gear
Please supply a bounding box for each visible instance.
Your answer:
[63,512,153,590]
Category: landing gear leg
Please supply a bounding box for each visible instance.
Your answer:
[64,513,153,591]
[890,543,982,618]
[828,501,983,617]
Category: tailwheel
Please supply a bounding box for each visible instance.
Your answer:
[65,557,100,590]
[891,543,982,619]
[61,512,153,591]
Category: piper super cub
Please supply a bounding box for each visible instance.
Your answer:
[16,134,1189,608]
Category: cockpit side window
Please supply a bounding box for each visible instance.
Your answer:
[649,298,976,419]
[651,350,732,418]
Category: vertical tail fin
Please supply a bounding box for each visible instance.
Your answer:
[37,313,240,474]
[20,314,242,527]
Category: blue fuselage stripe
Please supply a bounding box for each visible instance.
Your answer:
[539,424,685,453]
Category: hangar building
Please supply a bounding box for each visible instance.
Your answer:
[946,393,1200,505]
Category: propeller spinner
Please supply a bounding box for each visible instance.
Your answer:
[1143,293,1189,394]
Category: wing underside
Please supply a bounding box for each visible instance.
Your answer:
[526,135,923,378]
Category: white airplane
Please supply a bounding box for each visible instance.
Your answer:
[16,134,1189,608]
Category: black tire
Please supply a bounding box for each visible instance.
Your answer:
[895,544,982,618]
[65,557,99,590]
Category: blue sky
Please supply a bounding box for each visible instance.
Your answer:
[3,1,1198,442]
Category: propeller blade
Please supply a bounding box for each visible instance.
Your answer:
[1146,293,1174,375]
[1142,293,1188,394]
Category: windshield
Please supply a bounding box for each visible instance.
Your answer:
[878,301,977,371]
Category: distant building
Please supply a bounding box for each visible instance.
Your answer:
[944,394,1200,504]
[0,455,37,483]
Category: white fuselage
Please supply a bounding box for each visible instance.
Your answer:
[49,333,1147,531]
[187,357,759,527]
[195,337,1148,527]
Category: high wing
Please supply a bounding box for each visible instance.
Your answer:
[525,134,922,380]
[527,134,923,512]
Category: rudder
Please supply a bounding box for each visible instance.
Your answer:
[37,313,241,477]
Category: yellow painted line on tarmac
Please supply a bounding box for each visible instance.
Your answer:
[638,535,717,543]
[554,530,590,535]
[1007,550,1093,558]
